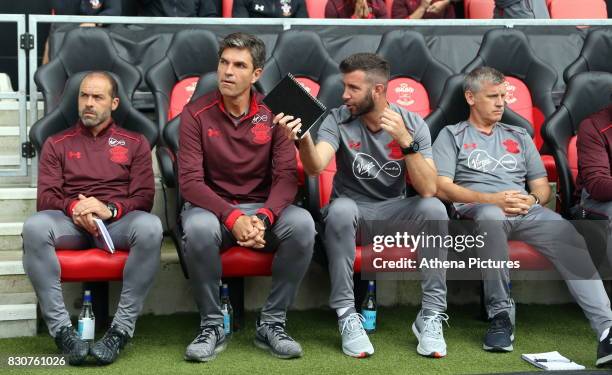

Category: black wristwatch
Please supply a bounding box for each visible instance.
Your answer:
[529,193,540,205]
[401,140,420,155]
[106,202,118,219]
[255,213,271,229]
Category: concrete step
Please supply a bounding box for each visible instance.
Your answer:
[0,222,22,252]
[0,187,36,223]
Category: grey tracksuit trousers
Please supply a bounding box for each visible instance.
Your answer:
[181,203,315,326]
[322,196,449,313]
[494,0,550,18]
[456,203,612,337]
[22,210,162,337]
[582,197,612,271]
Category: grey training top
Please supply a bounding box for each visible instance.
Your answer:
[433,121,546,195]
[316,103,433,202]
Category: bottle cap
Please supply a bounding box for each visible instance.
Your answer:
[84,290,92,302]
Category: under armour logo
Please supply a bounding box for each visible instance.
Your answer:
[255,4,265,11]
[68,151,81,159]
[108,137,126,147]
[207,128,221,137]
[352,152,401,180]
[252,114,268,124]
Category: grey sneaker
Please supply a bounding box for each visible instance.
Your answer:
[412,309,449,358]
[338,312,374,358]
[184,325,227,362]
[254,319,303,359]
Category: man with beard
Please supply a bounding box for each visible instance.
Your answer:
[276,53,449,358]
[22,71,162,365]
[178,32,314,362]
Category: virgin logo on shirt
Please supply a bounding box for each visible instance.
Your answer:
[467,149,518,173]
[252,114,268,124]
[502,139,520,154]
[348,140,361,150]
[353,153,401,180]
[109,145,129,164]
[67,151,81,159]
[387,140,403,160]
[251,123,271,144]
[90,0,102,10]
[108,137,126,147]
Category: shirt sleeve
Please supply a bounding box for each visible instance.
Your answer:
[391,0,413,18]
[578,117,612,201]
[523,132,547,181]
[406,112,433,160]
[316,112,340,151]
[433,127,458,179]
[295,0,309,17]
[198,0,219,16]
[36,139,75,214]
[324,0,340,17]
[374,0,389,18]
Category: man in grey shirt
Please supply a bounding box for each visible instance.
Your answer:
[494,0,550,18]
[276,53,449,359]
[433,66,612,367]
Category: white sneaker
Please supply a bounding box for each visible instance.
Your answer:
[411,309,449,358]
[338,312,374,358]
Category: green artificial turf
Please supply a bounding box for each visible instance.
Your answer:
[0,304,602,374]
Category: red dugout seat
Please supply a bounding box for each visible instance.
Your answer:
[223,0,234,17]
[464,0,495,18]
[306,0,327,17]
[549,0,608,19]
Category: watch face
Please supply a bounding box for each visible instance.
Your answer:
[412,141,420,152]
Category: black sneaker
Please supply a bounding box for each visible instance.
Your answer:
[596,328,612,367]
[90,326,129,365]
[483,311,514,352]
[54,325,89,366]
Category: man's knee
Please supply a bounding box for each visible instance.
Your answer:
[130,213,163,248]
[182,209,222,247]
[279,206,315,252]
[412,197,449,220]
[22,211,57,244]
[470,204,506,221]
[324,198,359,235]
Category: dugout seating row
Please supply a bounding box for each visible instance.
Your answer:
[465,0,608,19]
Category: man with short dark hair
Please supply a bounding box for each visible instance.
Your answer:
[22,71,162,366]
[178,32,315,362]
[278,52,449,359]
[433,66,612,366]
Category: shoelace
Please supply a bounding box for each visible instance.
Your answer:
[193,326,218,345]
[422,312,449,339]
[489,315,511,333]
[60,328,79,349]
[265,322,293,342]
[340,313,366,335]
[101,329,125,350]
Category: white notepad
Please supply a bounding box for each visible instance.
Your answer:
[521,351,585,371]
[94,218,115,254]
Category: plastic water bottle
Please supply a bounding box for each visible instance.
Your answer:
[361,281,377,333]
[220,283,233,337]
[78,290,95,341]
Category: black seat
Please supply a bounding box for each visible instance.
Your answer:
[564,28,612,84]
[35,28,141,115]
[145,29,220,134]
[376,29,453,117]
[425,74,533,142]
[258,30,340,97]
[462,28,556,150]
[30,71,158,153]
[541,71,612,218]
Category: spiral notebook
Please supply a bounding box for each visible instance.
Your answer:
[263,73,328,139]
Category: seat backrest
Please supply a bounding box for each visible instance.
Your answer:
[549,0,607,18]
[306,0,327,17]
[541,71,612,216]
[465,0,494,18]
[564,28,612,83]
[426,74,534,142]
[258,30,340,96]
[376,30,454,118]
[462,28,557,150]
[30,71,158,153]
[35,27,141,114]
[223,0,234,16]
[145,29,220,128]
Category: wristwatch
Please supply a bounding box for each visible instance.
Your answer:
[106,202,118,219]
[401,140,420,155]
[255,213,271,229]
[529,193,540,205]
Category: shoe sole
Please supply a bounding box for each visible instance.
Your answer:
[411,322,447,358]
[482,335,514,352]
[596,353,612,367]
[254,337,303,359]
[342,346,373,358]
[184,341,227,362]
